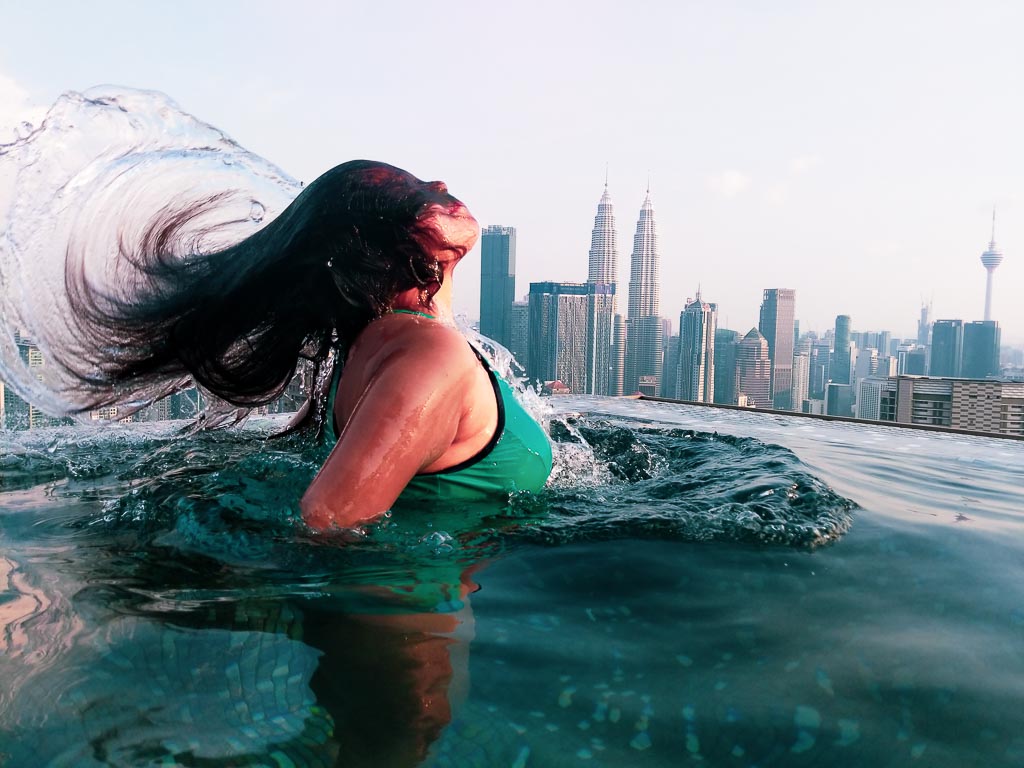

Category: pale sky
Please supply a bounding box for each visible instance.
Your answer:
[2,1,1022,343]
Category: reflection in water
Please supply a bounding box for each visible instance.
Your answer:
[0,556,48,657]
[0,554,480,767]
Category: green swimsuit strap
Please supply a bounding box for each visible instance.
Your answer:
[391,309,437,319]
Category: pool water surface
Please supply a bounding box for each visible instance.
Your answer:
[1,397,1023,767]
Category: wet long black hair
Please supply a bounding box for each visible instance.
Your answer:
[64,160,454,415]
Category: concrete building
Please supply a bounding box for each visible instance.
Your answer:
[736,328,771,409]
[676,295,717,403]
[870,376,1024,435]
[624,189,663,394]
[758,288,796,409]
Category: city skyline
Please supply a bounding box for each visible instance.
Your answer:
[1,4,1022,342]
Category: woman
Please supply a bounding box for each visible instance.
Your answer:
[62,160,552,529]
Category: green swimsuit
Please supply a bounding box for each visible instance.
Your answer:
[328,311,553,507]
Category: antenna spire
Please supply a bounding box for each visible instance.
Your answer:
[991,206,997,244]
[604,162,609,189]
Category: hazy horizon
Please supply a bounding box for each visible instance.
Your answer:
[2,2,1021,343]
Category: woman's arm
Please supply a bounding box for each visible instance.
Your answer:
[300,334,470,531]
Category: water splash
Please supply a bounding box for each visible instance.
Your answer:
[1,411,853,553]
[0,86,301,418]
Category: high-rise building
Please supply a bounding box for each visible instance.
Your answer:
[624,190,662,394]
[736,329,772,408]
[479,226,517,348]
[527,282,616,394]
[832,315,852,386]
[661,334,680,399]
[758,288,796,409]
[962,320,1001,379]
[917,301,932,346]
[588,181,618,285]
[809,339,832,399]
[586,181,621,395]
[509,300,530,371]
[899,345,928,375]
[857,376,888,421]
[791,353,810,412]
[713,329,740,406]
[980,211,1003,322]
[930,320,964,378]
[826,383,854,417]
[854,347,879,387]
[611,314,626,396]
[3,332,69,430]
[676,296,717,403]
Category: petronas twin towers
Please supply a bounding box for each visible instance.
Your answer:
[587,181,663,396]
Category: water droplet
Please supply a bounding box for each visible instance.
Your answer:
[249,201,266,223]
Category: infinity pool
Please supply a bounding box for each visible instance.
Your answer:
[2,397,1022,767]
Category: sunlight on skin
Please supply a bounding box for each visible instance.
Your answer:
[300,178,484,531]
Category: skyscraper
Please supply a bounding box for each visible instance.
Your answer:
[809,339,832,399]
[527,282,616,394]
[930,320,964,378]
[736,329,772,408]
[586,181,621,395]
[611,315,626,396]
[962,320,1001,379]
[624,189,662,394]
[791,353,810,412]
[917,301,932,346]
[661,334,680,399]
[677,295,717,403]
[980,211,1003,322]
[479,225,516,348]
[509,300,530,371]
[832,315,852,386]
[758,288,796,409]
[588,181,618,285]
[713,329,740,405]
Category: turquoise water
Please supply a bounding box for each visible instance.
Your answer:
[2,398,1023,767]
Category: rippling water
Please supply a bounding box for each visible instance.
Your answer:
[2,398,1023,766]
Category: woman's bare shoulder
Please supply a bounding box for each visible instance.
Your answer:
[341,316,477,402]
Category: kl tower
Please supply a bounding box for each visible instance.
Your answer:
[980,210,1003,321]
